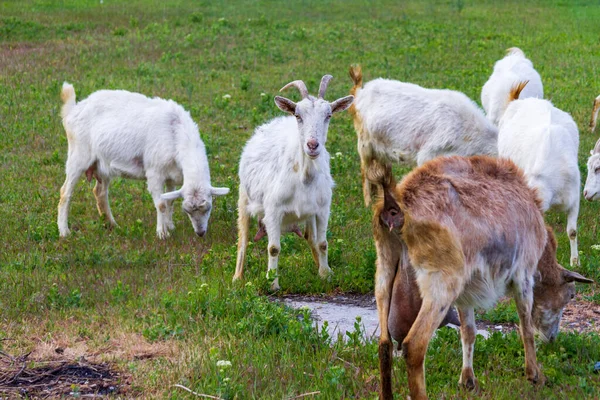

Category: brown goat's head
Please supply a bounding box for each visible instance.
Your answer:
[532,227,593,341]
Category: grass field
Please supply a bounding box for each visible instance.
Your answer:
[1,0,600,398]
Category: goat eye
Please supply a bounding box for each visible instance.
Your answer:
[325,114,332,121]
[595,167,600,174]
[570,293,575,300]
[295,115,302,122]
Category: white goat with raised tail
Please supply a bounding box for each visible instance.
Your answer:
[349,65,498,206]
[58,82,229,239]
[499,82,580,266]
[233,75,354,290]
[481,47,544,126]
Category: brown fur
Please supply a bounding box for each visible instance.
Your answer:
[507,80,529,104]
[372,155,590,400]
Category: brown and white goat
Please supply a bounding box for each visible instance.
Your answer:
[370,156,592,400]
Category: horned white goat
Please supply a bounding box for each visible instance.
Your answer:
[349,65,498,205]
[58,82,229,239]
[233,75,354,290]
[499,82,580,266]
[481,47,544,126]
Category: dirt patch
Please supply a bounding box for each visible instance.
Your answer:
[0,350,125,398]
[280,293,600,340]
[28,331,177,364]
[561,297,600,334]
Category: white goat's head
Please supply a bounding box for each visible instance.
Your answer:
[584,138,600,201]
[274,75,354,159]
[161,185,229,237]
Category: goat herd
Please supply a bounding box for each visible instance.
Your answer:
[56,48,598,399]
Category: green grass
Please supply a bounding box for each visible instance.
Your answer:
[1,0,599,398]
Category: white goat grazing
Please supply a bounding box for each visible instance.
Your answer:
[349,65,498,205]
[58,82,229,239]
[499,82,580,266]
[233,75,354,290]
[481,47,544,126]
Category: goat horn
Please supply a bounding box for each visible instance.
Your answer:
[318,75,333,99]
[280,80,309,99]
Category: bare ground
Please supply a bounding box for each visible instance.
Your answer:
[281,293,600,340]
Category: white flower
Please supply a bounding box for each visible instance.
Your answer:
[335,152,343,157]
[591,244,600,251]
[200,283,209,289]
[222,94,231,99]
[217,360,232,368]
[260,92,267,97]
[245,281,253,287]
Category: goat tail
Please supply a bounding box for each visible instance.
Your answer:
[365,160,395,190]
[61,82,76,119]
[506,47,525,57]
[349,64,363,96]
[507,80,529,104]
[348,64,363,117]
[590,95,600,133]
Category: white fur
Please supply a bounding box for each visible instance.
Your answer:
[233,81,353,290]
[499,97,580,266]
[481,48,544,126]
[353,77,498,204]
[583,140,600,201]
[57,82,229,239]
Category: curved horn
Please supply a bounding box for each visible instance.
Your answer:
[318,74,333,99]
[280,80,308,99]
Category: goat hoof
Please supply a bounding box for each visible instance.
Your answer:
[570,257,579,267]
[157,230,170,239]
[318,266,332,279]
[270,277,281,291]
[461,377,477,391]
[527,370,545,386]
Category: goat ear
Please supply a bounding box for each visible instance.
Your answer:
[274,96,296,115]
[330,95,354,114]
[211,187,230,196]
[563,269,594,284]
[161,189,183,201]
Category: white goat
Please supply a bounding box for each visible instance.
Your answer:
[233,75,354,290]
[583,138,600,201]
[349,65,498,205]
[58,82,229,239]
[481,47,544,126]
[584,96,600,201]
[590,94,600,133]
[499,82,580,266]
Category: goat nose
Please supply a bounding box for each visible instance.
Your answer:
[196,229,206,237]
[307,139,319,151]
